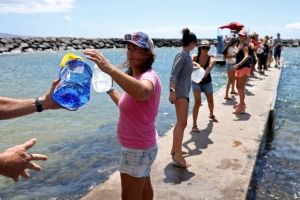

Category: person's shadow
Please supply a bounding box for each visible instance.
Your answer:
[162,163,195,184]
[182,121,214,158]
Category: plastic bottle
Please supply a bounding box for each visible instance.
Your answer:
[92,64,112,92]
[52,53,92,110]
[191,67,205,83]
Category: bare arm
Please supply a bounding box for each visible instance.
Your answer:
[0,79,62,120]
[82,49,154,101]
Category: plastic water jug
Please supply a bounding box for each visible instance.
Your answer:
[191,67,205,83]
[92,64,112,92]
[52,53,92,110]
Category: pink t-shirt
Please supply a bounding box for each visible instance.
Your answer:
[117,69,161,149]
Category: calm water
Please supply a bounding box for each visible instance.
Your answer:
[0,47,298,199]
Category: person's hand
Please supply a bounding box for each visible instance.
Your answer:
[0,138,48,182]
[193,62,200,71]
[39,79,64,110]
[82,49,114,74]
[233,64,239,71]
[169,92,176,104]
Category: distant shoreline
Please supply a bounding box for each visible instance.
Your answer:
[0,36,299,54]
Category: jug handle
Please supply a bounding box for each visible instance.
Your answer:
[60,53,84,67]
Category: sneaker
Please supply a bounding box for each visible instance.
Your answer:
[233,105,245,114]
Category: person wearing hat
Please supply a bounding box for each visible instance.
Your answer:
[273,33,283,67]
[83,31,161,199]
[169,28,199,168]
[191,39,218,134]
[233,29,250,114]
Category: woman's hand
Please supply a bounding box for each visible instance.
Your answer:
[82,49,114,74]
[233,64,239,71]
[193,62,201,71]
[169,92,176,104]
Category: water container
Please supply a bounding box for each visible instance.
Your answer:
[92,64,112,92]
[52,53,92,110]
[191,67,205,83]
[216,35,223,54]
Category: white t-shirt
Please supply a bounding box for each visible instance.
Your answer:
[226,46,236,64]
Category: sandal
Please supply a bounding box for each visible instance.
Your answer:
[233,105,245,114]
[230,91,238,95]
[172,158,191,168]
[209,115,219,123]
[192,126,200,132]
[234,103,246,109]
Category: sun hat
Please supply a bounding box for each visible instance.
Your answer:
[122,32,154,51]
[199,40,210,47]
[239,29,247,36]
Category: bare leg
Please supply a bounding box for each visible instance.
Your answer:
[192,90,201,126]
[173,98,190,166]
[237,75,248,106]
[121,173,152,200]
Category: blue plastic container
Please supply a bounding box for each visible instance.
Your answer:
[52,54,92,110]
[216,35,223,54]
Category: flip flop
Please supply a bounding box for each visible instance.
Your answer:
[224,97,233,100]
[230,92,238,95]
[172,160,191,168]
[191,125,200,132]
[170,151,188,156]
[209,115,219,123]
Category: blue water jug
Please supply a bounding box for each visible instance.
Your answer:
[52,53,92,110]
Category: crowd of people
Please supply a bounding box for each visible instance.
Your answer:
[0,28,283,199]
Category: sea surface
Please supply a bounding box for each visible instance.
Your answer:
[0,47,299,199]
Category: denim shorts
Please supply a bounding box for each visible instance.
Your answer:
[119,143,158,177]
[192,81,213,94]
[226,63,235,70]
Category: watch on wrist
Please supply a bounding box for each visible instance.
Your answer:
[170,88,176,92]
[35,98,43,112]
[106,87,114,94]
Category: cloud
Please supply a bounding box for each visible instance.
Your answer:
[285,22,300,30]
[0,0,75,14]
[80,23,86,27]
[64,15,72,20]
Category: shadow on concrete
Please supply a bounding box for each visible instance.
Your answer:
[182,121,214,158]
[233,112,251,121]
[163,163,195,184]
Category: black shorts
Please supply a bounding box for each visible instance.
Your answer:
[274,48,281,58]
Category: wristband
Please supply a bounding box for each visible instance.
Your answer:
[170,88,176,92]
[106,87,114,94]
[35,98,43,112]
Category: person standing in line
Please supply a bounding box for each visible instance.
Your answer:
[273,33,283,67]
[191,39,218,134]
[222,37,239,99]
[0,79,63,182]
[259,37,270,74]
[267,35,273,67]
[83,31,161,200]
[248,34,257,76]
[233,29,250,114]
[169,28,198,168]
[251,32,260,71]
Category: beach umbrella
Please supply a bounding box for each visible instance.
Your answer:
[219,22,244,31]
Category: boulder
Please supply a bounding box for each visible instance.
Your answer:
[20,43,29,48]
[72,39,83,45]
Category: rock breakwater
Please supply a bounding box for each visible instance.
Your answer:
[0,37,299,54]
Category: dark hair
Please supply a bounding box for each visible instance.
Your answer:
[182,28,197,47]
[222,37,238,56]
[121,49,156,76]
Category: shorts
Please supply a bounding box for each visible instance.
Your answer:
[226,63,235,70]
[250,55,257,65]
[268,50,273,55]
[235,67,250,78]
[119,143,158,177]
[192,82,213,94]
[274,49,281,58]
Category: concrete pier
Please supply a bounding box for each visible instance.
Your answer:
[82,62,282,200]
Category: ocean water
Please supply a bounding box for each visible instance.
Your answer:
[0,47,298,199]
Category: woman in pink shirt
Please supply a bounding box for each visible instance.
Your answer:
[83,32,161,200]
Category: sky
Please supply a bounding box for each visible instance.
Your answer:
[0,0,300,39]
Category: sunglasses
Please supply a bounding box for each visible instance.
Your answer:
[201,46,210,50]
[124,33,149,48]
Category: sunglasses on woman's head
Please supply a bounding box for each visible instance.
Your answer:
[201,46,210,50]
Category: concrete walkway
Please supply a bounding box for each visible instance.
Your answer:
[82,62,282,200]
